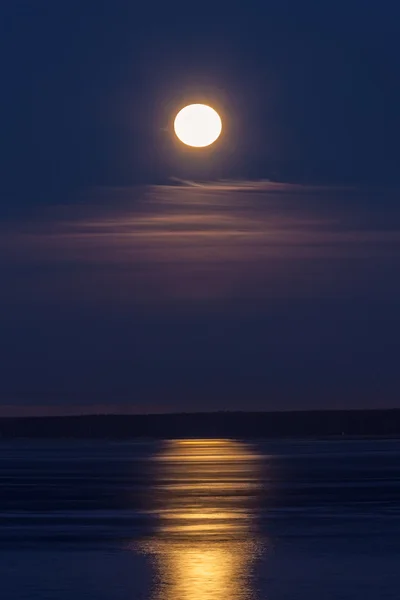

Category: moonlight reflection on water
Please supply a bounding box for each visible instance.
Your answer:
[141,439,264,600]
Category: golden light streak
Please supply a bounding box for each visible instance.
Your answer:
[141,439,263,600]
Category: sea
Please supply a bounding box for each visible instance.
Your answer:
[1,438,399,600]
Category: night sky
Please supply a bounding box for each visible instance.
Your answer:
[1,2,400,415]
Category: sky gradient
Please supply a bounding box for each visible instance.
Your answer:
[1,184,400,415]
[1,2,400,414]
[2,0,400,210]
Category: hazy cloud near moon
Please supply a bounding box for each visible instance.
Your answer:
[1,184,400,306]
[1,183,400,414]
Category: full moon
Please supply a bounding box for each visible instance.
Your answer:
[174,104,222,148]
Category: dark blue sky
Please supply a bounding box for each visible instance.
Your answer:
[1,2,400,415]
[1,185,400,415]
[2,0,400,205]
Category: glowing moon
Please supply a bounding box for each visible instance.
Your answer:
[174,104,222,148]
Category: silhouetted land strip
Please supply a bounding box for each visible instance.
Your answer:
[0,410,399,439]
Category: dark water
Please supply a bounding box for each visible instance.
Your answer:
[1,438,400,599]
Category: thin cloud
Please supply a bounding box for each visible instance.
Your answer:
[1,185,400,304]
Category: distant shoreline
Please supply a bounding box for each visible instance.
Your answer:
[0,409,399,440]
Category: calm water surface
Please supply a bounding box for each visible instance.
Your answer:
[0,438,400,599]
